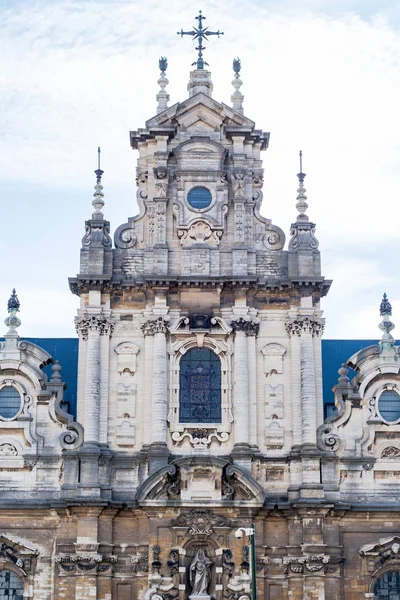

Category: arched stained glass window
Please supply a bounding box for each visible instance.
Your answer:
[179,348,221,423]
[379,390,400,423]
[0,386,21,419]
[0,570,24,600]
[187,187,212,210]
[374,571,400,598]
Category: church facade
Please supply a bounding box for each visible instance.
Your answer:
[1,17,400,600]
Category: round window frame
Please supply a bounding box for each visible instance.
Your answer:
[185,185,215,213]
[376,386,400,425]
[0,381,24,422]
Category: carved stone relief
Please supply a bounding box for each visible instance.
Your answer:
[178,220,223,247]
[0,443,18,456]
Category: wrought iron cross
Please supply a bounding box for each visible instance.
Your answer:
[177,10,224,70]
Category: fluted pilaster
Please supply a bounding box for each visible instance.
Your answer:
[231,317,259,449]
[75,314,115,446]
[141,317,169,447]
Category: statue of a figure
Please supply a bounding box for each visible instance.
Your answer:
[189,549,212,596]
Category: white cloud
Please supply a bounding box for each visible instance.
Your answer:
[1,0,400,338]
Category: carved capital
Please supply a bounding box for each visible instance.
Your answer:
[231,317,260,336]
[285,316,325,337]
[141,316,169,336]
[75,314,116,340]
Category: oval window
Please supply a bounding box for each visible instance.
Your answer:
[0,386,21,419]
[187,187,212,209]
[379,390,400,423]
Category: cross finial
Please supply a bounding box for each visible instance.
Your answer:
[177,10,224,70]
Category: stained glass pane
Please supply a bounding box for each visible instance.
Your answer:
[0,570,24,600]
[0,387,21,419]
[374,571,400,599]
[379,391,400,423]
[179,348,221,423]
[187,187,212,209]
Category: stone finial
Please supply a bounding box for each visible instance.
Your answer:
[4,289,21,335]
[92,146,105,219]
[288,151,319,251]
[50,360,62,382]
[156,56,170,114]
[337,364,349,384]
[231,57,244,114]
[295,150,308,222]
[7,289,20,312]
[379,293,395,352]
[380,292,392,316]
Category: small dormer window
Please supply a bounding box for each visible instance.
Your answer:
[0,385,21,420]
[187,187,212,209]
[378,390,400,423]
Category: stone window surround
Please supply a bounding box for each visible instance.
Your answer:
[184,182,217,214]
[0,564,28,599]
[368,381,400,426]
[168,332,233,447]
[0,380,27,422]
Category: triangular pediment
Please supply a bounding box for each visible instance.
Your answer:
[0,535,38,560]
[146,93,255,130]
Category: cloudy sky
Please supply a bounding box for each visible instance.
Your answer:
[1,0,400,338]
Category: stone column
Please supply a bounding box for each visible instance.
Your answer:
[285,315,324,448]
[289,332,302,448]
[247,330,258,448]
[140,325,154,448]
[231,317,259,455]
[313,330,324,427]
[300,325,317,446]
[75,314,107,446]
[99,317,114,446]
[285,315,325,499]
[142,316,169,471]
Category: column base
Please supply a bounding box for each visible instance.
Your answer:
[77,443,101,497]
[299,483,325,501]
[148,443,170,474]
[231,443,252,473]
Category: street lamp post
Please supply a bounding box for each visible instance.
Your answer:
[235,524,257,600]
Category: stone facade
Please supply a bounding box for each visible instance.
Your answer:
[0,54,399,600]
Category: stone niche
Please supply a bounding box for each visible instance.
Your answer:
[114,342,140,447]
